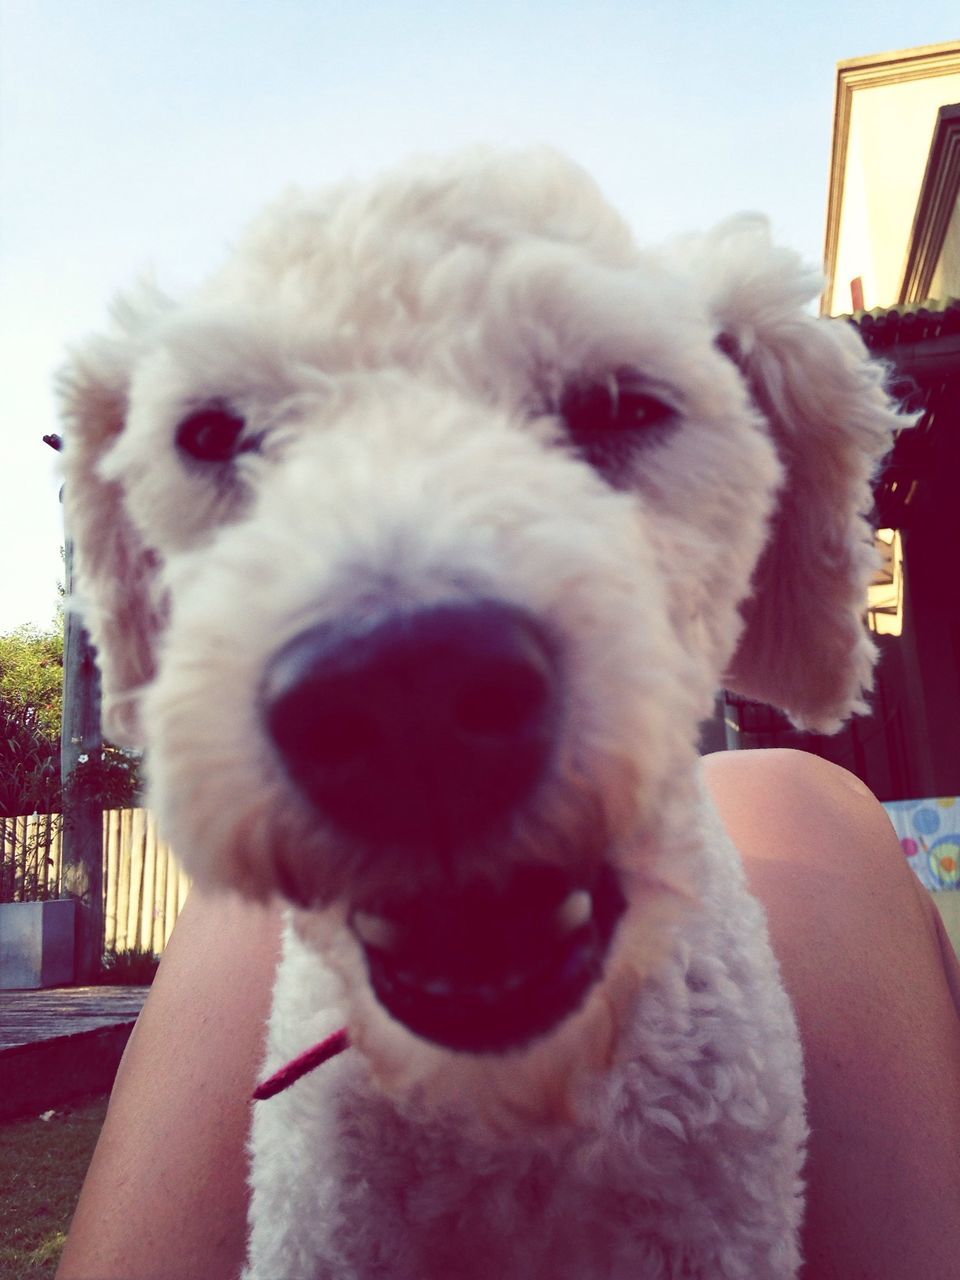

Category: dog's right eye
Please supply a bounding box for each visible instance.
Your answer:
[175,404,247,462]
[560,370,675,440]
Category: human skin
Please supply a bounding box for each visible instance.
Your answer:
[708,750,960,1280]
[56,750,960,1280]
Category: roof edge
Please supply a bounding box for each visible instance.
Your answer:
[837,40,960,74]
[823,42,960,313]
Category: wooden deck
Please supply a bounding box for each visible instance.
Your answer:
[0,985,148,1052]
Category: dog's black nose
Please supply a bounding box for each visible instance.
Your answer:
[261,602,558,845]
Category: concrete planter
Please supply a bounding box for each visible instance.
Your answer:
[0,899,76,989]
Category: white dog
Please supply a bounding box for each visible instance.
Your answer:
[61,149,901,1278]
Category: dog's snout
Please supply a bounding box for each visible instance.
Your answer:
[261,602,558,845]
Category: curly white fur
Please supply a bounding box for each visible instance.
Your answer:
[59,148,903,1278]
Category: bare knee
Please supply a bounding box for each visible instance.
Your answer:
[704,747,898,874]
[705,748,960,1279]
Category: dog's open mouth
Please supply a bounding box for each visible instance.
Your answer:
[348,863,626,1053]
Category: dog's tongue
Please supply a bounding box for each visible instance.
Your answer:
[350,864,625,1052]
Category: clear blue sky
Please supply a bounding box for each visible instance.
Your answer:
[1,0,957,632]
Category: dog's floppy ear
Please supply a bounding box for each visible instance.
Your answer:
[59,286,171,748]
[672,217,905,733]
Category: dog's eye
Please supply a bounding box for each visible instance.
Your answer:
[560,371,675,439]
[176,404,248,462]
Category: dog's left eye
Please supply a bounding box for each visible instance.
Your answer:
[175,404,248,462]
[560,371,675,439]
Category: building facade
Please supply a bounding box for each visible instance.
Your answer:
[718,41,960,805]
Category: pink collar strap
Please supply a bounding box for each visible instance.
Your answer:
[253,1027,351,1101]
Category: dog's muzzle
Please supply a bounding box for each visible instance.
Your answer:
[260,600,626,1051]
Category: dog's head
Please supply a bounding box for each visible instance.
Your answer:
[60,150,901,1080]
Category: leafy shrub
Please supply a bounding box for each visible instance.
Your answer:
[97,947,159,985]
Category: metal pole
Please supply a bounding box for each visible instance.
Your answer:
[47,435,105,984]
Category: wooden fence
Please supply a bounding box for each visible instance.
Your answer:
[0,809,189,956]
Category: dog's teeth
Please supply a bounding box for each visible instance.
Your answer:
[352,911,398,951]
[556,889,593,933]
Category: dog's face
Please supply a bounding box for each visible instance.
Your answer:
[61,150,898,1071]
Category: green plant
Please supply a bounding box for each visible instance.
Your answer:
[0,623,63,739]
[97,946,159,985]
[62,746,144,814]
[0,812,62,903]
[0,619,143,822]
[0,622,63,818]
